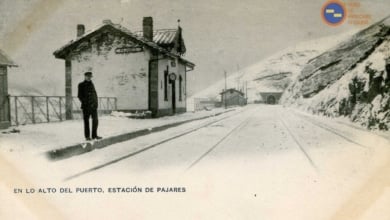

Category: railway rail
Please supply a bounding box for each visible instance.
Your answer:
[63,106,375,182]
[64,107,255,181]
[290,112,370,149]
[279,116,318,170]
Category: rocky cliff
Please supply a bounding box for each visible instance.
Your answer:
[281,16,390,130]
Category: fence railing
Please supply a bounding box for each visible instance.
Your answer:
[9,96,117,126]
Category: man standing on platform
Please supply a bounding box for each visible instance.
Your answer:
[78,72,102,140]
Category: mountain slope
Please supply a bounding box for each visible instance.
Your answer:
[193,31,356,103]
[281,16,390,130]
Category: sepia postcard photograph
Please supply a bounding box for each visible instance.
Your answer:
[1,0,390,219]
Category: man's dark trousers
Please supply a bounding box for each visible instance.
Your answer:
[78,79,99,139]
[83,108,98,139]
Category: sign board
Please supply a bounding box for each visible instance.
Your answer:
[115,46,143,54]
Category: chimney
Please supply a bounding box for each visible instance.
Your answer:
[77,24,85,37]
[143,17,153,41]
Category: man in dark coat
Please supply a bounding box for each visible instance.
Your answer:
[78,72,102,140]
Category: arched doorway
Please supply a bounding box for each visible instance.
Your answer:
[267,95,276,105]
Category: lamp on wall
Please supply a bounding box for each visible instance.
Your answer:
[170,59,176,67]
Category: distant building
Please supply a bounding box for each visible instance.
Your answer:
[258,92,283,104]
[53,17,195,118]
[220,88,247,107]
[0,49,17,129]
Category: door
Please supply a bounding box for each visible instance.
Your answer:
[171,80,176,114]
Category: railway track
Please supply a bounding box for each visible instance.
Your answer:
[185,116,252,171]
[276,109,375,172]
[64,106,372,182]
[278,116,319,171]
[64,107,255,181]
[289,112,370,149]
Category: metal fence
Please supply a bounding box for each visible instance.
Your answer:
[9,96,117,126]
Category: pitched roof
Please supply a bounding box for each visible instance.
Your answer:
[53,20,194,68]
[135,28,186,55]
[0,49,17,66]
[220,88,245,96]
[135,29,178,46]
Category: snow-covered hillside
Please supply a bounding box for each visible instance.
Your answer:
[192,31,356,103]
[281,16,390,130]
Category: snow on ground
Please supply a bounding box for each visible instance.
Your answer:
[0,107,235,154]
[1,105,389,220]
[288,106,390,140]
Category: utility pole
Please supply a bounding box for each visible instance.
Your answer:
[236,64,240,91]
[224,70,227,109]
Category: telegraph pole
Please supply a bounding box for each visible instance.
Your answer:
[224,70,227,109]
[236,64,240,91]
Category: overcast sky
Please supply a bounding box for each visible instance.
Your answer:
[0,0,389,95]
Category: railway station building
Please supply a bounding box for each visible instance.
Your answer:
[54,17,195,118]
[0,49,17,129]
[220,88,247,107]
